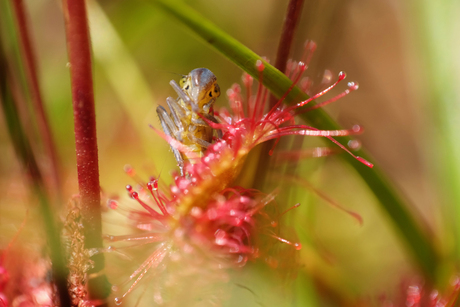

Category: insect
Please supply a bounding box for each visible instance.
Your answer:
[156,68,222,176]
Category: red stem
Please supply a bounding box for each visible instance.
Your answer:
[253,0,304,190]
[268,0,305,111]
[273,0,305,79]
[62,0,110,301]
[11,0,62,200]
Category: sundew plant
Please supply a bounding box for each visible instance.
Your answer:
[0,0,459,306]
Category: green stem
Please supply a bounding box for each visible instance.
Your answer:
[412,0,460,260]
[153,0,439,280]
[10,0,62,201]
[0,33,71,307]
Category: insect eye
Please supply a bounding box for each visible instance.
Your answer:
[209,91,213,97]
[214,84,221,96]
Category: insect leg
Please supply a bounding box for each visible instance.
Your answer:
[191,115,223,139]
[156,105,185,176]
[190,117,208,126]
[156,104,182,141]
[170,80,198,112]
[205,114,223,139]
[166,97,185,139]
[187,133,212,148]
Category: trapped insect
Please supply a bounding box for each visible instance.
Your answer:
[156,68,222,176]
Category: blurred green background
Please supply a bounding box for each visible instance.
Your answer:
[1,0,459,306]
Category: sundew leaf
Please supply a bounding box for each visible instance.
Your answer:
[151,0,439,281]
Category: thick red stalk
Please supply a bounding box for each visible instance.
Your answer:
[62,0,110,300]
[11,0,62,199]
